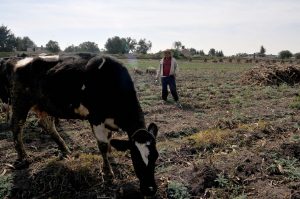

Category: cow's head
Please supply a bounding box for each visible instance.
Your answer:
[111,123,159,198]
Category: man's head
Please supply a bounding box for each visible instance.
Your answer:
[163,49,172,58]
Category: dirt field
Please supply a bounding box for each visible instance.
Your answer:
[1,59,300,199]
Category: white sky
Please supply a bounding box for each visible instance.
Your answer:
[1,0,300,55]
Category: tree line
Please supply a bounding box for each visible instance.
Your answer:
[0,25,152,54]
[1,25,299,59]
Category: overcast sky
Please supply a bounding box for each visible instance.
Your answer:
[1,0,299,55]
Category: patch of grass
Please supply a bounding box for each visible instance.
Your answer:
[268,152,300,180]
[167,181,191,199]
[261,86,280,99]
[289,95,300,109]
[290,134,300,142]
[0,174,12,199]
[233,194,247,199]
[229,95,243,107]
[187,128,235,150]
[156,164,178,174]
[0,51,14,58]
[231,110,248,123]
[238,120,267,132]
[157,140,182,155]
[274,157,300,180]
[214,173,245,198]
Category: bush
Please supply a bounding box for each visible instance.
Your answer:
[294,52,300,60]
[279,50,293,59]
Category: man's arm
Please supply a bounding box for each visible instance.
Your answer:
[156,61,162,79]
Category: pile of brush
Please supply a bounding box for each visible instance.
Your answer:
[240,64,300,85]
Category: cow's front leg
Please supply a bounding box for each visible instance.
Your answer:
[91,123,114,179]
[38,114,71,156]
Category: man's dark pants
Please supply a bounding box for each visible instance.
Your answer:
[161,75,179,101]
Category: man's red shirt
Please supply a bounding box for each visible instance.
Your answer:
[163,57,171,76]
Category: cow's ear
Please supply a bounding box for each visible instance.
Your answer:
[148,123,158,138]
[110,139,130,151]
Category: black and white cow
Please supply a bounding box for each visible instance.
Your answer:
[6,53,159,198]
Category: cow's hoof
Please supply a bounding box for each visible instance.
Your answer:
[58,151,72,160]
[108,156,117,165]
[102,168,115,183]
[14,158,32,169]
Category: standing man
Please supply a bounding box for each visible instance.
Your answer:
[156,49,181,106]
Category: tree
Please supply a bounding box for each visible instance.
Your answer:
[46,40,61,53]
[136,39,152,54]
[0,25,16,51]
[189,48,197,55]
[173,41,182,50]
[105,36,128,54]
[216,50,224,57]
[78,41,100,53]
[125,37,137,53]
[259,45,266,57]
[208,48,216,56]
[279,50,293,59]
[16,36,36,51]
[294,52,300,59]
[64,44,79,52]
[198,50,205,56]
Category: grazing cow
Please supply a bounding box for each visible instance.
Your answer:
[145,67,157,76]
[7,53,159,198]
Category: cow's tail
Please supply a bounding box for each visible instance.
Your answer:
[98,57,106,70]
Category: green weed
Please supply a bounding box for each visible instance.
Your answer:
[275,157,300,180]
[167,181,191,199]
[0,174,12,199]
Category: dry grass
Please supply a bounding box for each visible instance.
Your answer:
[237,120,268,132]
[240,63,300,85]
[187,128,235,150]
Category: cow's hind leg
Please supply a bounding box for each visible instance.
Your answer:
[91,123,114,179]
[11,102,31,168]
[38,114,71,156]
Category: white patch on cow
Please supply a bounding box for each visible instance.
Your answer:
[81,84,86,90]
[39,55,59,61]
[104,118,119,130]
[93,123,109,143]
[135,141,150,166]
[98,58,106,69]
[15,57,34,69]
[74,103,89,117]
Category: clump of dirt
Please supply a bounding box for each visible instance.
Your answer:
[186,165,219,195]
[291,191,300,199]
[215,119,238,130]
[281,142,300,159]
[235,157,261,177]
[240,64,300,85]
[165,127,198,139]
